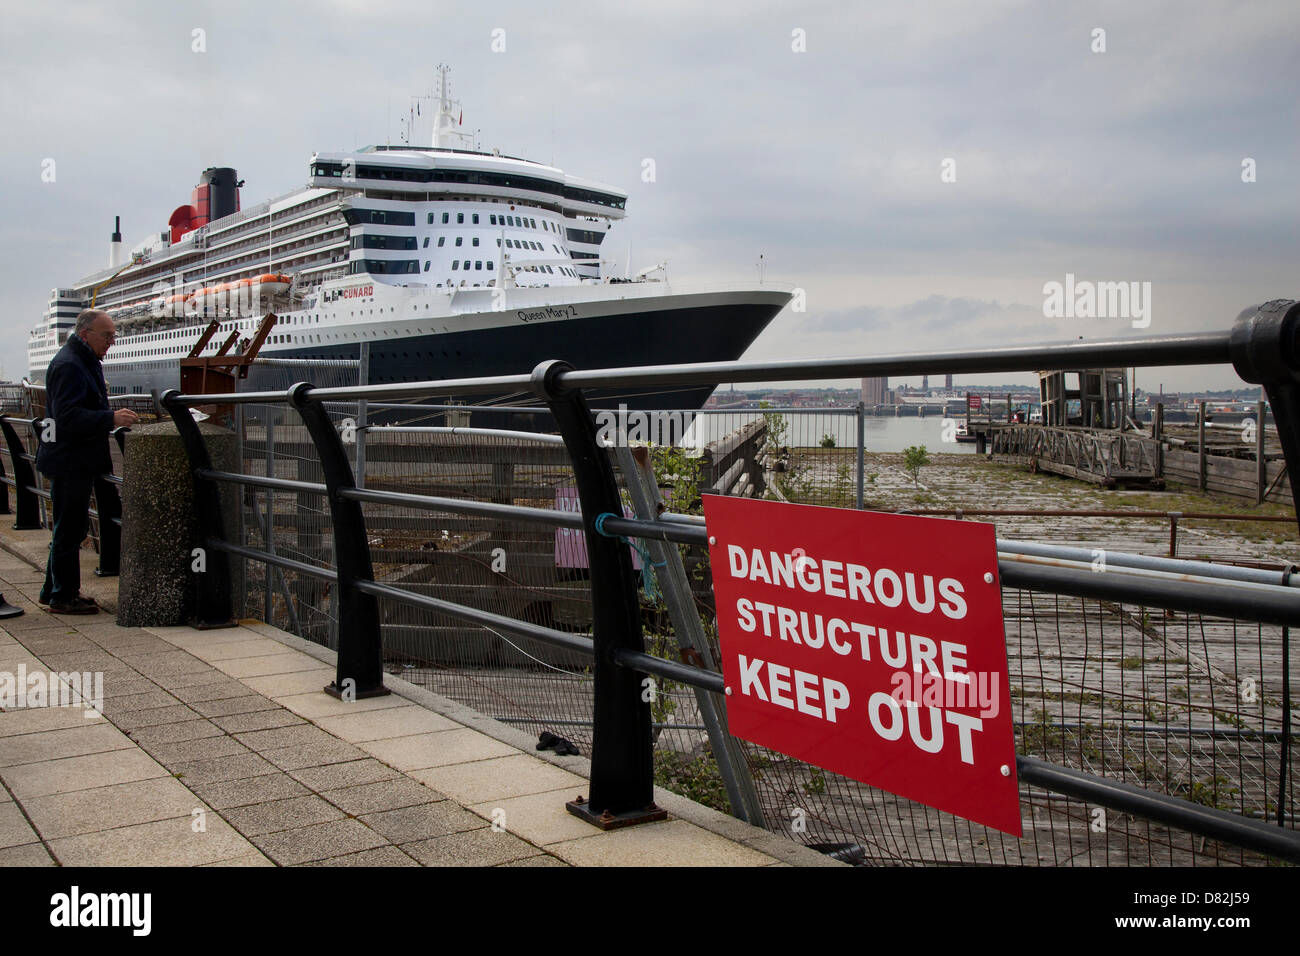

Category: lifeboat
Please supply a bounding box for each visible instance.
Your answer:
[253,273,292,296]
[190,273,293,314]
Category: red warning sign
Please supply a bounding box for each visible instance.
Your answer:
[703,495,1022,836]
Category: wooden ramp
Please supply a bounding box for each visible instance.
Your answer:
[992,424,1163,488]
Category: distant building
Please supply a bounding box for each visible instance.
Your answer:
[860,376,888,405]
[945,373,953,389]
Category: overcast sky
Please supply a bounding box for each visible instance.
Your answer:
[1,0,1296,392]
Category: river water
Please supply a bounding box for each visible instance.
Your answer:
[683,409,979,454]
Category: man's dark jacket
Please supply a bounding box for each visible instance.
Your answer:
[36,333,113,479]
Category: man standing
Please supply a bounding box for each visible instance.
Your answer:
[36,309,138,614]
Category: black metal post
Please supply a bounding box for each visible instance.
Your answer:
[286,382,388,700]
[1229,301,1300,527]
[532,360,662,829]
[0,418,9,517]
[0,417,42,529]
[160,390,235,629]
[92,477,121,576]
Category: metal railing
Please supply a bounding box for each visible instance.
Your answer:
[104,301,1300,860]
[0,413,129,576]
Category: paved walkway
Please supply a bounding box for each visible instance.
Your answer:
[0,530,834,867]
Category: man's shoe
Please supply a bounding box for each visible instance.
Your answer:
[49,597,98,615]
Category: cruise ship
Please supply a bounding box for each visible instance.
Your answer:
[29,68,790,412]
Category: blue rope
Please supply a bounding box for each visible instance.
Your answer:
[593,511,667,603]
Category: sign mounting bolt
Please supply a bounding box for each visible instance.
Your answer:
[1000,764,1011,776]
[709,536,717,546]
[724,685,732,696]
[984,572,994,584]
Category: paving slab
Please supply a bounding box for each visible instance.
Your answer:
[0,842,56,865]
[189,638,301,662]
[358,801,486,844]
[20,777,209,840]
[467,789,604,847]
[287,758,400,792]
[262,738,369,772]
[402,827,545,867]
[241,669,337,698]
[274,691,408,721]
[185,773,312,811]
[548,819,777,867]
[169,752,280,787]
[3,748,169,800]
[359,728,517,771]
[321,778,444,817]
[214,652,328,679]
[0,722,134,768]
[123,719,225,747]
[210,709,306,734]
[0,704,105,735]
[414,753,587,806]
[221,795,346,837]
[0,800,39,849]
[299,846,420,867]
[48,814,257,867]
[249,819,388,866]
[314,704,460,742]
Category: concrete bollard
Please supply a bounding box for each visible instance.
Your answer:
[117,420,241,627]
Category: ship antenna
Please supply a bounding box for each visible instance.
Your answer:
[432,64,473,150]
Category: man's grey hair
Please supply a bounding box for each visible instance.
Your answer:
[74,309,109,335]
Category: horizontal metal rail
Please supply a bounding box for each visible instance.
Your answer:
[610,647,725,693]
[198,469,327,496]
[208,539,337,582]
[334,402,551,415]
[338,486,584,531]
[1000,539,1299,588]
[360,425,566,444]
[904,507,1294,523]
[999,551,1300,596]
[998,558,1300,627]
[353,579,595,658]
[166,331,1235,409]
[1015,755,1300,864]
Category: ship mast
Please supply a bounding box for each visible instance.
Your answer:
[431,65,474,151]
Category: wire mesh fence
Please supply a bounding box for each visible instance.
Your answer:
[220,365,1296,866]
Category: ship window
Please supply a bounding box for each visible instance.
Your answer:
[457,213,464,224]
[427,213,434,224]
[475,261,482,270]
[486,262,493,271]
[472,214,479,224]
[472,238,479,247]
[496,239,500,247]
[507,216,514,226]
[441,213,449,224]
[452,261,459,270]
[490,214,498,225]
[424,261,430,271]
[530,218,536,228]
[437,237,445,247]
[455,237,463,246]
[422,238,429,248]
